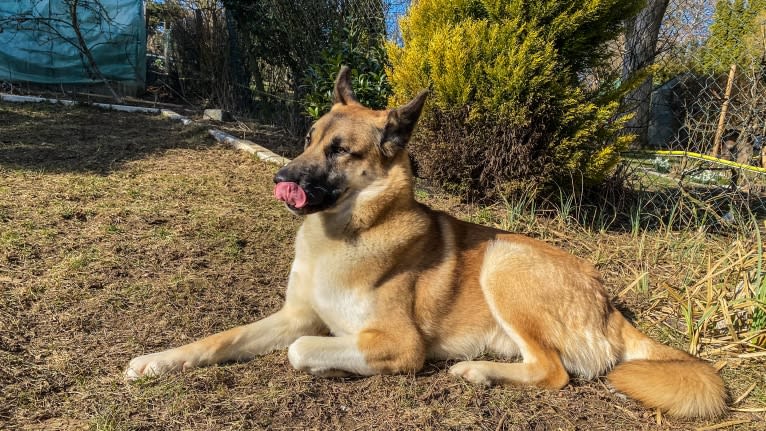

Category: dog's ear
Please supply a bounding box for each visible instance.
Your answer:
[333,66,358,105]
[380,90,428,157]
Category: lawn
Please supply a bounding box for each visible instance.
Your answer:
[1,102,764,430]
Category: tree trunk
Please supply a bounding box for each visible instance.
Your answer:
[622,0,670,148]
[251,60,265,94]
[225,8,250,111]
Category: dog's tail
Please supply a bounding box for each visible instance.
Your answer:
[606,312,727,418]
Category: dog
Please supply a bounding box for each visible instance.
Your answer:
[126,66,727,419]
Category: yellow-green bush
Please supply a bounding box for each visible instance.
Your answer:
[387,0,639,198]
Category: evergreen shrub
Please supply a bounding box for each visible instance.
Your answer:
[387,0,641,198]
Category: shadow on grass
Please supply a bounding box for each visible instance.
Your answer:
[0,102,214,174]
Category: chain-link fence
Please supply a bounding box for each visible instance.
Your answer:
[616,0,766,229]
[656,0,765,158]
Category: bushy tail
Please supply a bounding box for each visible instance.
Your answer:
[607,313,728,418]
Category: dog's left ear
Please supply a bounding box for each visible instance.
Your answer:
[333,66,359,105]
[380,90,429,158]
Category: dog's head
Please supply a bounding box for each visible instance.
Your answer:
[274,66,428,216]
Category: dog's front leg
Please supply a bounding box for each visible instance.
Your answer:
[125,306,324,380]
[287,328,426,377]
[287,335,375,377]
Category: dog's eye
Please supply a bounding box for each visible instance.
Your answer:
[304,127,314,149]
[328,146,350,158]
[329,137,351,157]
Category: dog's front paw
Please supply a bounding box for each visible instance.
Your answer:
[124,349,192,381]
[287,336,350,377]
[287,336,313,372]
[449,361,493,386]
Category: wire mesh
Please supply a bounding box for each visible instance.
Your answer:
[618,0,766,228]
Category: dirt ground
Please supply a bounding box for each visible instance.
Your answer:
[1,102,764,430]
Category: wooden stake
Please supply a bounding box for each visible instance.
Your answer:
[712,64,737,158]
[761,140,766,168]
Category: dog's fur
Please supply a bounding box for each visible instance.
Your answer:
[126,67,727,418]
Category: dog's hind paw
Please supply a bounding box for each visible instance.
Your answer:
[449,361,493,386]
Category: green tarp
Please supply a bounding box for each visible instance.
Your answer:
[0,0,145,85]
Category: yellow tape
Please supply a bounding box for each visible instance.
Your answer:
[625,150,766,174]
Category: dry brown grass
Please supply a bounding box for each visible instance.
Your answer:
[1,102,764,430]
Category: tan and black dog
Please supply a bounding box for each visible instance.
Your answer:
[126,66,727,418]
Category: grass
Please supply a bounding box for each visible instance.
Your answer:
[1,102,765,430]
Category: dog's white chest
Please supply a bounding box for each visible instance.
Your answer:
[311,275,373,336]
[291,225,377,336]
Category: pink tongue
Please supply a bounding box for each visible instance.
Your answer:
[274,182,308,209]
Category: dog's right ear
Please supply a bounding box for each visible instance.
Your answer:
[333,66,359,105]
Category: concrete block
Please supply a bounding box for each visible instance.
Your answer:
[203,109,233,122]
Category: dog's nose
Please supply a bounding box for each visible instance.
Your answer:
[273,169,289,184]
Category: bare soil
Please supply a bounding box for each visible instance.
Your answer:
[1,102,764,430]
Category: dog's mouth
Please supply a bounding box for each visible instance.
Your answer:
[274,182,307,209]
[274,181,346,215]
[274,181,313,215]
